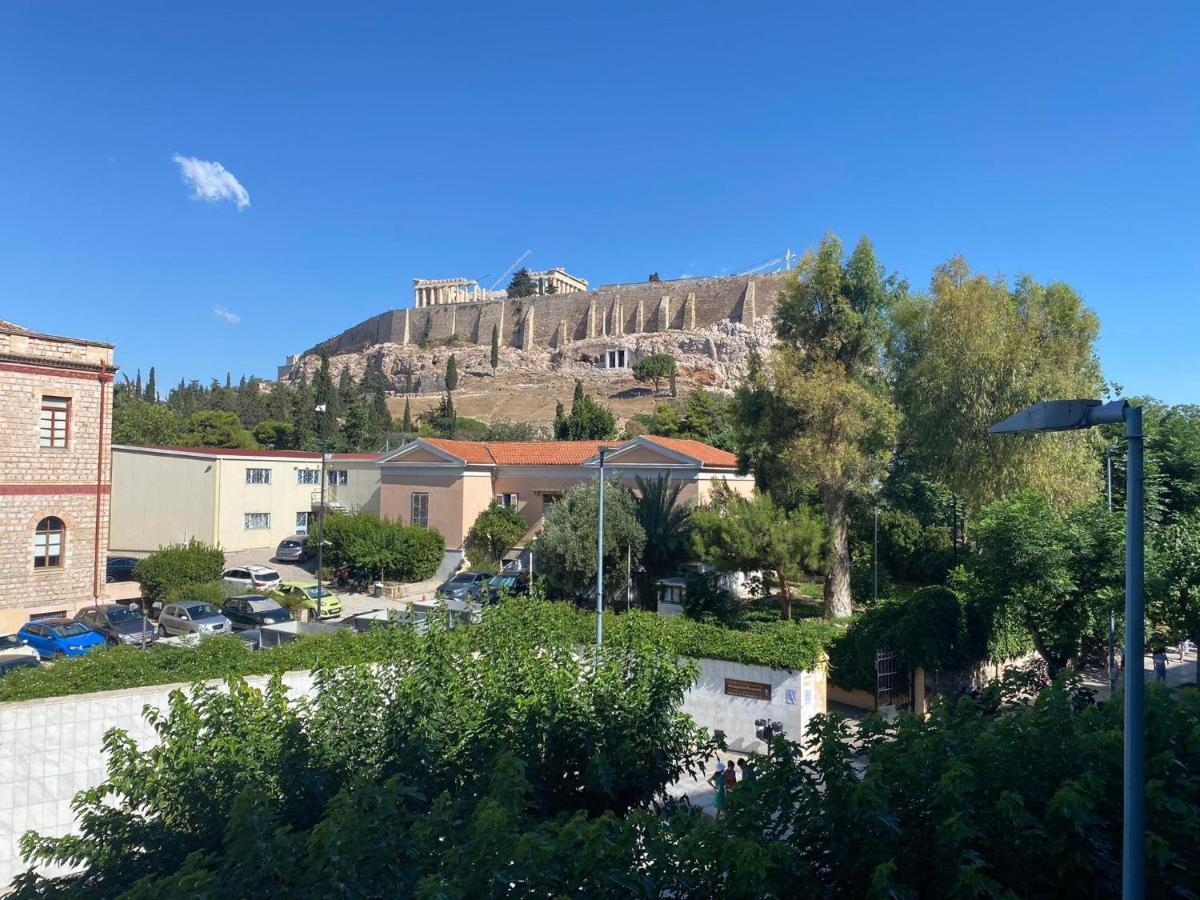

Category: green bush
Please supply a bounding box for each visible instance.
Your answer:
[133,540,225,603]
[311,511,444,583]
[0,598,838,704]
[163,580,226,606]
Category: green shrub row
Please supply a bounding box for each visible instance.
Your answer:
[0,599,839,704]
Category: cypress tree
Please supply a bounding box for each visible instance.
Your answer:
[134,369,143,398]
[145,367,157,402]
[490,324,499,374]
[445,355,459,392]
[402,398,413,432]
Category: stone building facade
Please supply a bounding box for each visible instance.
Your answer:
[0,321,115,634]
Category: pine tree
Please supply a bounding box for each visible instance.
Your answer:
[144,367,157,403]
[135,369,143,398]
[572,379,584,407]
[225,372,232,390]
[445,355,459,392]
[402,398,414,432]
[313,353,339,446]
[669,370,677,397]
[490,324,499,374]
[403,367,414,395]
[291,372,317,450]
[553,400,566,435]
[506,268,537,298]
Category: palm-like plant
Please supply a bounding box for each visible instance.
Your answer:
[633,474,692,608]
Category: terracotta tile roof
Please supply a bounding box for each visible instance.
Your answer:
[640,435,739,468]
[421,438,497,465]
[117,445,381,461]
[486,441,616,465]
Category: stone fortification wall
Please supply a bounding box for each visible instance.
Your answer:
[303,272,790,360]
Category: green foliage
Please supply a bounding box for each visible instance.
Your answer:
[631,352,677,394]
[691,482,824,616]
[483,420,548,441]
[1148,510,1200,651]
[312,352,339,446]
[626,388,738,451]
[444,354,459,391]
[506,267,537,298]
[418,392,458,437]
[891,256,1104,510]
[466,501,528,568]
[112,399,185,446]
[554,381,617,439]
[133,540,225,603]
[312,511,444,583]
[678,571,740,627]
[184,409,257,448]
[252,419,296,449]
[490,323,499,371]
[735,234,900,617]
[533,478,645,602]
[163,579,227,606]
[632,474,692,605]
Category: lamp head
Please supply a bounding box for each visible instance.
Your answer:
[989,399,1127,434]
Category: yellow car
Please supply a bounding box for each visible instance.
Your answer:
[278,582,343,620]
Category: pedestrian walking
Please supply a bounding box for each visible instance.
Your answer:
[737,758,756,785]
[1153,648,1168,683]
[707,761,728,819]
[723,759,738,791]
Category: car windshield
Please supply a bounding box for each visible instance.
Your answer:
[303,587,332,599]
[254,571,280,582]
[186,604,219,619]
[280,541,299,548]
[106,607,141,624]
[247,599,282,612]
[51,622,91,638]
[449,574,475,585]
[489,575,516,587]
[0,635,20,649]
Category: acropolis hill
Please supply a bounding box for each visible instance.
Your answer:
[278,271,791,428]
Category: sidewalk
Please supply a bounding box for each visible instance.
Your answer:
[1083,647,1197,701]
[334,578,444,620]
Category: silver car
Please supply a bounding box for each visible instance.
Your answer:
[274,536,309,563]
[157,601,232,638]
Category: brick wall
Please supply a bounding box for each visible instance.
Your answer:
[0,335,114,634]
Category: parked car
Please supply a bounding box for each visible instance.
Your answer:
[276,582,343,620]
[105,556,140,583]
[234,628,262,651]
[222,565,282,591]
[221,595,294,630]
[157,601,232,637]
[436,571,491,601]
[74,604,157,647]
[0,633,39,660]
[17,618,106,659]
[274,536,310,563]
[484,570,531,604]
[0,654,40,677]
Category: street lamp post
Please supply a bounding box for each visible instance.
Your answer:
[315,404,327,622]
[873,506,879,605]
[595,447,607,649]
[990,398,1144,900]
[1107,444,1118,693]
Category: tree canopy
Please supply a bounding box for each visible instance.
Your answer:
[466,501,528,569]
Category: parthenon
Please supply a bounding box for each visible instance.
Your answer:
[413,268,588,308]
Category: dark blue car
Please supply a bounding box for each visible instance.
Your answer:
[17,617,106,660]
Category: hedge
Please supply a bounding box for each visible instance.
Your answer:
[0,599,839,704]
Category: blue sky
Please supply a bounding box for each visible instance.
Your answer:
[2,2,1196,402]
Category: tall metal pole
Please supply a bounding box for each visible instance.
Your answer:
[1107,445,1116,693]
[873,507,879,605]
[316,448,327,622]
[595,448,606,649]
[1123,405,1144,900]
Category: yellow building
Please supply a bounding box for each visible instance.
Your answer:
[109,446,382,554]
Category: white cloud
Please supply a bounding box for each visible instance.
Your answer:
[212,305,241,325]
[173,154,250,210]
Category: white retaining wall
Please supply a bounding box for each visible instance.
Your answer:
[0,660,821,889]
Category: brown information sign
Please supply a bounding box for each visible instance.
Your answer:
[724,678,771,701]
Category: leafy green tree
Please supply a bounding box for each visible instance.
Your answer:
[632,475,692,606]
[418,393,458,438]
[627,389,737,451]
[506,267,537,298]
[691,483,825,618]
[490,323,499,374]
[484,420,548,441]
[401,398,414,432]
[632,353,677,394]
[313,352,338,446]
[445,354,459,392]
[340,398,374,451]
[466,501,528,569]
[554,381,616,440]
[143,365,157,402]
[112,399,185,446]
[132,539,225,603]
[533,478,645,603]
[313,511,444,583]
[336,365,359,409]
[736,234,899,617]
[679,571,740,627]
[290,372,317,450]
[892,256,1104,511]
[252,420,296,450]
[1149,511,1200,681]
[184,410,257,448]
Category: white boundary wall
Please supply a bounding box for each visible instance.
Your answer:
[0,661,821,889]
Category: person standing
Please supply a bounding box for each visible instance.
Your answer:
[1153,648,1168,683]
[723,760,738,791]
[737,758,757,785]
[707,761,728,819]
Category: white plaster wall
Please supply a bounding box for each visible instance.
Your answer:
[0,660,822,889]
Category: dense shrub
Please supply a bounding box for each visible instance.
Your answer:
[132,540,225,603]
[163,579,226,606]
[465,501,528,569]
[311,511,444,583]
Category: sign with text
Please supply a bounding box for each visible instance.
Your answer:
[724,678,772,701]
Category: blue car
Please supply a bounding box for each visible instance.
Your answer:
[17,617,106,659]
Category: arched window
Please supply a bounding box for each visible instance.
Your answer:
[33,516,64,569]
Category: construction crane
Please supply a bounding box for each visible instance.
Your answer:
[735,249,794,276]
[488,249,532,292]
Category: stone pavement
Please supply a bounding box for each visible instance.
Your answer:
[666,750,752,814]
[1083,645,1197,701]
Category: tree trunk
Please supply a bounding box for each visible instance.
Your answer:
[777,570,792,621]
[822,481,853,618]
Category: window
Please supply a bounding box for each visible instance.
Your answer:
[244,513,271,530]
[245,468,271,485]
[605,349,627,369]
[497,493,519,509]
[542,493,562,514]
[296,511,312,533]
[411,492,429,528]
[39,396,70,448]
[296,468,320,485]
[327,469,348,486]
[33,516,64,569]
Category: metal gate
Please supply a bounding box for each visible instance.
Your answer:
[875,649,909,712]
